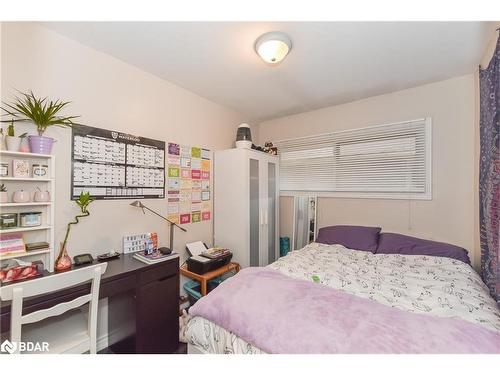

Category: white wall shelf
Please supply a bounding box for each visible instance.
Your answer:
[0,177,53,182]
[0,150,56,271]
[0,150,53,159]
[0,248,51,261]
[0,225,53,234]
[0,202,52,208]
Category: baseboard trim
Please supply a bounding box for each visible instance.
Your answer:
[96,325,136,353]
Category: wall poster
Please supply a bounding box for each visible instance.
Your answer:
[166,142,211,224]
[71,124,165,200]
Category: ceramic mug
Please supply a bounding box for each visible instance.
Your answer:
[34,190,50,202]
[12,190,31,203]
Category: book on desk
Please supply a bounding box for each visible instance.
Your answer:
[133,250,179,265]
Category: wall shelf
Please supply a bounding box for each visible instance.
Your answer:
[0,248,51,261]
[0,153,55,271]
[0,202,52,208]
[0,150,53,159]
[0,177,53,182]
[0,225,53,234]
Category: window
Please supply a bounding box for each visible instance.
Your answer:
[275,118,431,199]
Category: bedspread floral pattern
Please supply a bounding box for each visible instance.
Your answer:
[269,243,500,331]
[186,316,264,354]
[187,243,500,353]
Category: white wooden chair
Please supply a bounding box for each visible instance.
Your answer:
[0,263,107,354]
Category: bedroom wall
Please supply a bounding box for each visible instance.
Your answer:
[1,22,245,258]
[258,75,479,268]
[1,22,245,348]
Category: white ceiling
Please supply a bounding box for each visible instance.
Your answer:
[43,22,492,122]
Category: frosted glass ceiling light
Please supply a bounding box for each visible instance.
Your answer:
[255,32,292,65]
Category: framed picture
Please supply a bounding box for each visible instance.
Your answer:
[12,159,30,178]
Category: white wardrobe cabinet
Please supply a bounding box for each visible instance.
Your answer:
[214,148,279,268]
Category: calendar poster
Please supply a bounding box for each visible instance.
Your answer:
[166,142,211,224]
[71,124,165,200]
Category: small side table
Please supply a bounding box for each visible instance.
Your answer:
[180,262,240,296]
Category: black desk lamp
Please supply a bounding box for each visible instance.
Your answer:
[130,201,187,253]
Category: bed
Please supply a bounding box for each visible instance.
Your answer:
[185,235,500,354]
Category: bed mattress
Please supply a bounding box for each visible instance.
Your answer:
[186,243,500,354]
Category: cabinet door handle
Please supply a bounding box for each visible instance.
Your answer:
[264,210,268,225]
[260,210,264,225]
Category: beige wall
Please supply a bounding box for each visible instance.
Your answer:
[1,22,245,262]
[259,75,479,268]
[479,24,500,67]
[279,196,294,240]
[1,22,246,348]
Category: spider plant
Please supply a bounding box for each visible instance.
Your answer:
[1,91,80,136]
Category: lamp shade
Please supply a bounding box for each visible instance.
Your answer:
[255,32,292,65]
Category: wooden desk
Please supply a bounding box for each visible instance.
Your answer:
[0,254,179,354]
[180,262,240,295]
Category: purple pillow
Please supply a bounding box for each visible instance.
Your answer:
[376,233,470,264]
[316,225,381,253]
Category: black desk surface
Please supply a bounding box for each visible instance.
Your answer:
[0,253,177,312]
[0,253,181,353]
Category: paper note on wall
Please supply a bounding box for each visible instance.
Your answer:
[166,142,211,224]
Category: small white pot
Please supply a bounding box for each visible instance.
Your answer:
[12,190,30,203]
[34,190,50,202]
[5,136,21,151]
[0,191,8,203]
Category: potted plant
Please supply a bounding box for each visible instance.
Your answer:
[4,120,27,152]
[55,191,93,271]
[1,91,79,155]
[0,184,8,203]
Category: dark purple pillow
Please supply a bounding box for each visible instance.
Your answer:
[316,225,381,253]
[376,233,470,264]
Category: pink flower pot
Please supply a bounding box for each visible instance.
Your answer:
[28,135,55,155]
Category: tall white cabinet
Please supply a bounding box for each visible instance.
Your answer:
[214,148,279,268]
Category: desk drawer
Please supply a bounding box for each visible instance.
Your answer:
[139,259,178,285]
[100,274,136,298]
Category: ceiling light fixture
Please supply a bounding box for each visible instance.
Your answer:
[255,31,292,65]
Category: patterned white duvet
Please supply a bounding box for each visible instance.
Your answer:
[186,243,500,354]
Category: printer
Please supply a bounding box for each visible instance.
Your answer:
[185,241,232,274]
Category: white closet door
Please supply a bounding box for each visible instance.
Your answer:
[267,160,278,264]
[249,157,260,267]
[258,158,268,266]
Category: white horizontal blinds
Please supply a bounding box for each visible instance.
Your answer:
[276,119,431,198]
[278,133,336,191]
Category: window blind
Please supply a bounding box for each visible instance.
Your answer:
[275,118,431,199]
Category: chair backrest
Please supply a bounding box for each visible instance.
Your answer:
[0,263,107,354]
